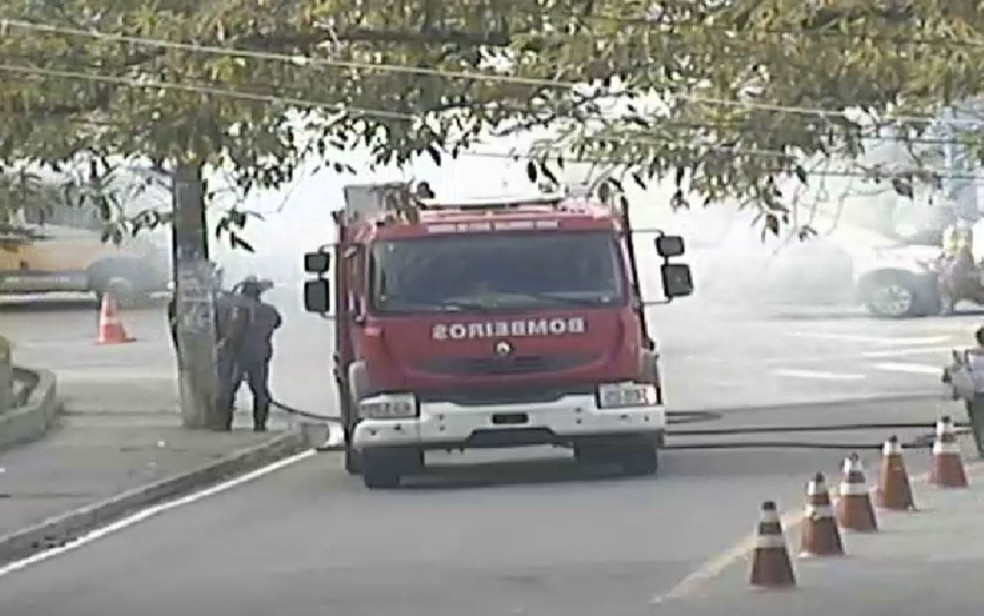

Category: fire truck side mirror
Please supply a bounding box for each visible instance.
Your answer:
[661,263,694,299]
[654,235,685,258]
[304,280,331,313]
[304,251,331,274]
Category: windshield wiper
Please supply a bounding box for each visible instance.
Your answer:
[378,298,495,312]
[501,291,611,306]
[439,299,496,312]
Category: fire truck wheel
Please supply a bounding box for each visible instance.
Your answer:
[360,450,422,489]
[617,446,660,476]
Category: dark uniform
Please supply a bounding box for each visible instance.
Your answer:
[218,280,282,431]
[167,291,179,363]
[214,289,251,429]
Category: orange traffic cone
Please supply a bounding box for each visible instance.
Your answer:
[835,453,878,532]
[875,435,915,511]
[929,416,968,488]
[749,500,796,589]
[800,472,844,557]
[97,294,135,344]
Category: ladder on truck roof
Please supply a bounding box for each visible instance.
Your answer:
[417,193,566,210]
[341,182,410,223]
[341,181,593,224]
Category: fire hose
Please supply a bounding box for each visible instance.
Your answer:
[270,399,969,453]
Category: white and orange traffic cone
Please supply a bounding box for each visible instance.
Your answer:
[929,416,968,488]
[97,294,135,345]
[750,500,796,589]
[835,453,878,532]
[800,472,844,557]
[875,435,915,511]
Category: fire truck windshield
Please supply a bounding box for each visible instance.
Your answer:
[369,230,626,314]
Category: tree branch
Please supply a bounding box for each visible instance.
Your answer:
[4,86,113,118]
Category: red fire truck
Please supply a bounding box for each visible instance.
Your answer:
[303,182,693,488]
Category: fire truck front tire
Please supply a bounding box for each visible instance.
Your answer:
[360,449,423,489]
[617,446,660,476]
[575,441,660,476]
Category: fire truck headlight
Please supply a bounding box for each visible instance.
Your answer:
[358,393,418,419]
[597,383,657,409]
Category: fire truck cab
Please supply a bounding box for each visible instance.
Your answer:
[303,182,693,488]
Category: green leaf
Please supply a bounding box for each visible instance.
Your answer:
[764,214,780,237]
[539,161,558,186]
[229,233,255,252]
[891,177,914,199]
[794,165,808,185]
[426,145,442,166]
[598,182,611,204]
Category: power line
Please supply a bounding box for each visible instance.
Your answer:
[0,63,413,120]
[537,7,984,49]
[2,64,981,182]
[462,149,984,182]
[0,62,801,161]
[1,17,976,127]
[4,45,968,146]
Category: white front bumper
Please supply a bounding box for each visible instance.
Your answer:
[352,394,666,450]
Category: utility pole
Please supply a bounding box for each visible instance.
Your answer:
[0,335,12,415]
[940,105,980,221]
[171,163,222,430]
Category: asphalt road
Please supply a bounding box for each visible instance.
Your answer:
[0,293,979,614]
[0,397,959,616]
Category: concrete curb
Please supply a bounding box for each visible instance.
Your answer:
[0,429,309,566]
[0,365,60,453]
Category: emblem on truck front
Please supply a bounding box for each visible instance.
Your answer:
[431,317,587,340]
[494,340,513,357]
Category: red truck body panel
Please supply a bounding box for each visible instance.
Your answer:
[334,194,648,397]
[356,307,642,392]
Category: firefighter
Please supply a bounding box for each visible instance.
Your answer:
[220,277,282,431]
[166,286,179,363]
[214,279,250,429]
[940,218,977,315]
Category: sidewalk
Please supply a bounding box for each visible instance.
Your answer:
[0,299,335,553]
[656,461,984,616]
[0,377,298,539]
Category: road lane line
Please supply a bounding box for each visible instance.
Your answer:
[650,460,984,604]
[0,449,317,580]
[862,346,956,359]
[789,333,951,346]
[873,362,944,375]
[772,369,866,380]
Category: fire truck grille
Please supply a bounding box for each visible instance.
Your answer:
[419,354,595,377]
[418,386,595,406]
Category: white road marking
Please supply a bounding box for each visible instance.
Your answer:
[772,369,867,380]
[862,346,956,359]
[789,332,951,346]
[873,362,944,375]
[0,449,317,580]
[54,371,175,382]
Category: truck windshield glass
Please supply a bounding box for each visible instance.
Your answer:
[369,231,625,313]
